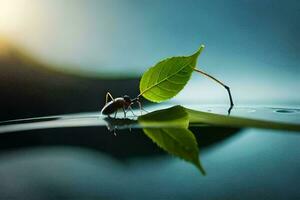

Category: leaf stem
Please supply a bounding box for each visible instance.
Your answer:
[193,68,234,112]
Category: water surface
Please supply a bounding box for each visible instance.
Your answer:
[0,104,299,199]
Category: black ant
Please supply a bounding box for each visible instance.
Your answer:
[101,68,234,117]
[101,92,145,118]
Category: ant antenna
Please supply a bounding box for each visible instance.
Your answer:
[193,68,234,115]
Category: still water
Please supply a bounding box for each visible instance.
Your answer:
[0,104,299,199]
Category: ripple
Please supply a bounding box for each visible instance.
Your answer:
[274,109,299,114]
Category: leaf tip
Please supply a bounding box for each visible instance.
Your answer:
[193,159,206,175]
[193,44,205,57]
[198,44,205,53]
[197,163,207,176]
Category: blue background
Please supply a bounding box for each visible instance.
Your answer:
[0,0,299,104]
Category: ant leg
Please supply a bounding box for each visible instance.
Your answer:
[137,101,148,114]
[114,109,118,118]
[137,101,142,115]
[122,107,127,118]
[141,107,148,113]
[105,92,114,104]
[128,106,138,117]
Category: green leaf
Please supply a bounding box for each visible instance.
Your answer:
[138,106,206,175]
[138,105,189,128]
[186,108,300,132]
[139,45,205,102]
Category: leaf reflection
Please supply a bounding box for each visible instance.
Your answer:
[138,106,206,175]
[103,104,300,176]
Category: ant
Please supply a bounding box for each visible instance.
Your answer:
[101,68,234,117]
[101,92,145,118]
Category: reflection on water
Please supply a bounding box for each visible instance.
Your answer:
[274,108,300,114]
[1,105,299,133]
[183,104,300,124]
[0,105,299,199]
[0,129,299,199]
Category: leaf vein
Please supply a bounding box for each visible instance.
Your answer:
[140,58,192,95]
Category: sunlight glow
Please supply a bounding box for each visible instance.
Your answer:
[0,0,29,33]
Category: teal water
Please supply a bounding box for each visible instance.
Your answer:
[0,104,299,199]
[1,104,299,133]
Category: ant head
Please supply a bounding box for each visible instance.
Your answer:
[123,95,131,104]
[130,96,139,103]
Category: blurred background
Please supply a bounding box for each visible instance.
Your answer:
[0,1,300,199]
[0,0,300,120]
